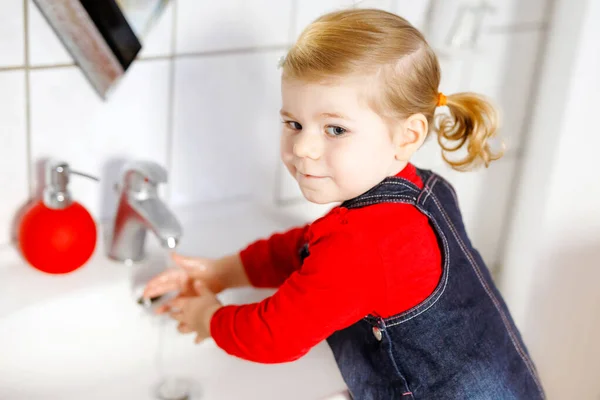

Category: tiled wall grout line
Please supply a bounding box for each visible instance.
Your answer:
[0,65,25,72]
[164,0,179,203]
[1,45,295,73]
[29,62,75,70]
[23,0,33,198]
[171,44,291,60]
[0,25,548,75]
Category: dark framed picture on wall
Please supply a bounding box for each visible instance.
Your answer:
[33,0,170,99]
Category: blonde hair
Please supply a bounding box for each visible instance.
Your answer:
[282,8,502,170]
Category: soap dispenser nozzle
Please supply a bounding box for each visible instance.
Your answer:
[43,160,99,210]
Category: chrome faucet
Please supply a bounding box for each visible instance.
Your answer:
[107,161,183,263]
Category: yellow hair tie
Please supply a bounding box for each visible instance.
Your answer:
[437,92,447,107]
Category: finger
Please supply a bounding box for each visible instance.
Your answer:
[155,304,171,314]
[178,279,197,297]
[143,270,187,298]
[167,297,187,311]
[194,334,204,344]
[172,253,207,277]
[193,280,204,295]
[156,293,188,314]
[193,279,216,297]
[177,322,194,334]
[170,310,184,322]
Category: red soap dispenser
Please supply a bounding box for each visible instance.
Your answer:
[18,161,97,274]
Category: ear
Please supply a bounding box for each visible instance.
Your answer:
[392,113,429,161]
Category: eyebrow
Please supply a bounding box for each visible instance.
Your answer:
[279,110,295,119]
[320,112,352,121]
[279,109,353,121]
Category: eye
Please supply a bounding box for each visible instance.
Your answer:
[325,125,347,137]
[283,121,302,130]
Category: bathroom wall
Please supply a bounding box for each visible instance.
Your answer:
[498,0,600,396]
[0,0,548,270]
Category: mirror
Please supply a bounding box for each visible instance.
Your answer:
[33,0,170,100]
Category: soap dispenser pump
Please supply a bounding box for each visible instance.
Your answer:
[18,160,97,274]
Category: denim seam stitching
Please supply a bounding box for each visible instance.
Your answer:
[421,175,438,205]
[343,178,419,206]
[346,194,417,208]
[383,180,451,326]
[417,173,437,204]
[384,337,415,399]
[379,180,420,192]
[429,194,545,397]
[366,178,419,193]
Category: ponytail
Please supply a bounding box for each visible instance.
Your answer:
[434,92,503,171]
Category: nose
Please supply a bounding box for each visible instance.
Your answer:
[293,131,323,160]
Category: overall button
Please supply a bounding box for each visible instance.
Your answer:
[372,326,383,341]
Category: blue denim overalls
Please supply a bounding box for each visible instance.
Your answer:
[299,169,545,399]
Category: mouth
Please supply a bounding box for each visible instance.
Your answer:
[298,171,327,180]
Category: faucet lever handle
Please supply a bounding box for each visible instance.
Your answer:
[122,161,168,186]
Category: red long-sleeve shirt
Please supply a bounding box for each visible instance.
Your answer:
[210,164,442,363]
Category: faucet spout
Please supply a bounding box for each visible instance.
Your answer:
[134,196,182,248]
[107,161,182,263]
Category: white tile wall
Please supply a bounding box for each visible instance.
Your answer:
[294,0,395,39]
[28,1,74,67]
[171,50,284,206]
[485,0,549,28]
[176,0,293,54]
[0,2,25,67]
[294,0,394,36]
[29,61,171,220]
[0,71,29,245]
[354,0,394,9]
[467,31,543,152]
[424,0,548,55]
[0,0,546,274]
[392,0,432,29]
[469,31,543,90]
[294,0,353,38]
[137,1,175,59]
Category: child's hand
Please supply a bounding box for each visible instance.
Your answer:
[143,253,225,314]
[168,280,222,344]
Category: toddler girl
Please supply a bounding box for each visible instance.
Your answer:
[144,8,544,399]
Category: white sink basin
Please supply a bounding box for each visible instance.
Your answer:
[0,202,347,400]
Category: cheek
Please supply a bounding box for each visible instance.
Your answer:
[280,132,294,162]
[330,136,394,183]
[328,141,367,181]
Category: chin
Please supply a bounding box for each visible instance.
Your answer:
[301,189,339,205]
[302,190,333,204]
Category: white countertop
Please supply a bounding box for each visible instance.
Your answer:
[0,200,348,400]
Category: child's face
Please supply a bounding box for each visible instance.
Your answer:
[280,76,404,204]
